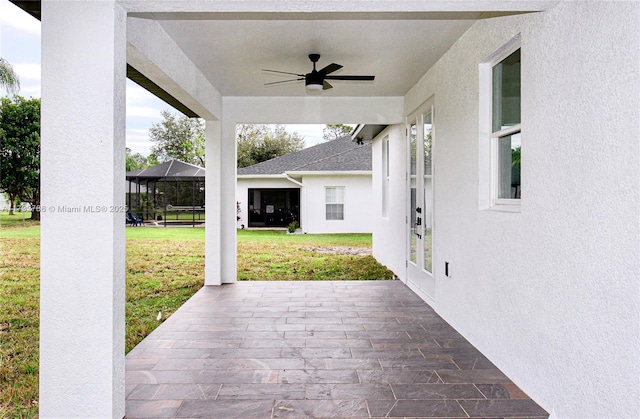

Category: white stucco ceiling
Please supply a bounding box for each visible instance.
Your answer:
[121,1,559,109]
[152,14,479,97]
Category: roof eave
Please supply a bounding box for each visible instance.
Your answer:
[237,174,288,179]
[352,124,389,143]
[285,170,372,176]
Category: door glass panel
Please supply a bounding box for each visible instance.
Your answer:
[409,123,417,264]
[409,124,417,176]
[423,112,433,273]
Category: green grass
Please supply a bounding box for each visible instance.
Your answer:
[0,223,394,418]
[126,226,205,240]
[238,229,372,246]
[237,230,393,280]
[0,211,39,229]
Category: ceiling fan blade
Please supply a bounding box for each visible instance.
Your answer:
[325,75,375,81]
[323,80,333,90]
[264,78,304,86]
[319,63,343,75]
[262,69,305,77]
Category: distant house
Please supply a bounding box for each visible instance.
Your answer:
[237,136,372,233]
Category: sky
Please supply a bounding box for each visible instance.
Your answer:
[0,0,332,156]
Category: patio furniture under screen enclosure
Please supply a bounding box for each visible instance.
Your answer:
[125,160,205,227]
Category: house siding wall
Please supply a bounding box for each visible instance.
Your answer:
[302,174,373,234]
[374,2,640,417]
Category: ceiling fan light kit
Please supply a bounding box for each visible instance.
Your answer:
[306,82,323,91]
[263,53,375,93]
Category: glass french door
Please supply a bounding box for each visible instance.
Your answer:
[407,100,435,299]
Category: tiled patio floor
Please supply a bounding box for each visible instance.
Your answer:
[125,281,547,418]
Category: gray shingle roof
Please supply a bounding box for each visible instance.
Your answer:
[237,136,371,175]
[126,160,205,180]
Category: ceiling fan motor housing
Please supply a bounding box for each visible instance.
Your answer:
[305,71,324,89]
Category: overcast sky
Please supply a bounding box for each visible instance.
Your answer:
[0,0,331,156]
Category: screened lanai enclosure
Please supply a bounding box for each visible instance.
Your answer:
[126,160,205,227]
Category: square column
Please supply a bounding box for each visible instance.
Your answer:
[205,119,237,285]
[40,2,126,417]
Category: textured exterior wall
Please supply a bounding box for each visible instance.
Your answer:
[302,174,373,234]
[40,1,127,417]
[391,2,639,417]
[371,125,407,278]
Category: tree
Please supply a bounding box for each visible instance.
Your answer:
[0,57,20,96]
[322,124,353,141]
[236,124,305,168]
[126,147,151,172]
[149,110,205,166]
[0,96,40,219]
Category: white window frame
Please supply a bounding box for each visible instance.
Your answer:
[491,125,521,206]
[325,186,345,221]
[382,136,390,218]
[479,35,521,211]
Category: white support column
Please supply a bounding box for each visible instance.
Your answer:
[205,120,222,285]
[40,2,126,417]
[205,119,237,285]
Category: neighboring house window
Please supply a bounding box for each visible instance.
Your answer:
[325,187,344,220]
[491,47,521,204]
[382,136,390,217]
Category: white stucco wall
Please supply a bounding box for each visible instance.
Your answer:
[371,125,407,278]
[301,174,373,234]
[373,2,639,417]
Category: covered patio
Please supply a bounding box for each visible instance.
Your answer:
[124,281,547,418]
[17,0,638,417]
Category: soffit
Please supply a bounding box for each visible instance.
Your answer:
[152,14,478,97]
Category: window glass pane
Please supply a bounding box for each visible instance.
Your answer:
[385,138,390,177]
[326,187,344,219]
[423,111,433,273]
[423,113,432,176]
[382,138,389,217]
[497,132,521,199]
[409,183,417,264]
[409,123,417,176]
[423,177,433,273]
[492,48,521,132]
[326,204,344,220]
[326,187,334,203]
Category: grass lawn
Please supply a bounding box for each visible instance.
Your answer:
[0,211,39,229]
[237,230,393,280]
[0,218,394,417]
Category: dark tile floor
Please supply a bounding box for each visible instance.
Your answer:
[125,281,547,418]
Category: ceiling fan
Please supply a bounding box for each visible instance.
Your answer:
[263,54,375,91]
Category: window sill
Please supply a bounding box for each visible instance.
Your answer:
[486,204,521,213]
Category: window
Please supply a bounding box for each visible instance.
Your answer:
[325,187,344,220]
[382,136,390,217]
[491,47,521,204]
